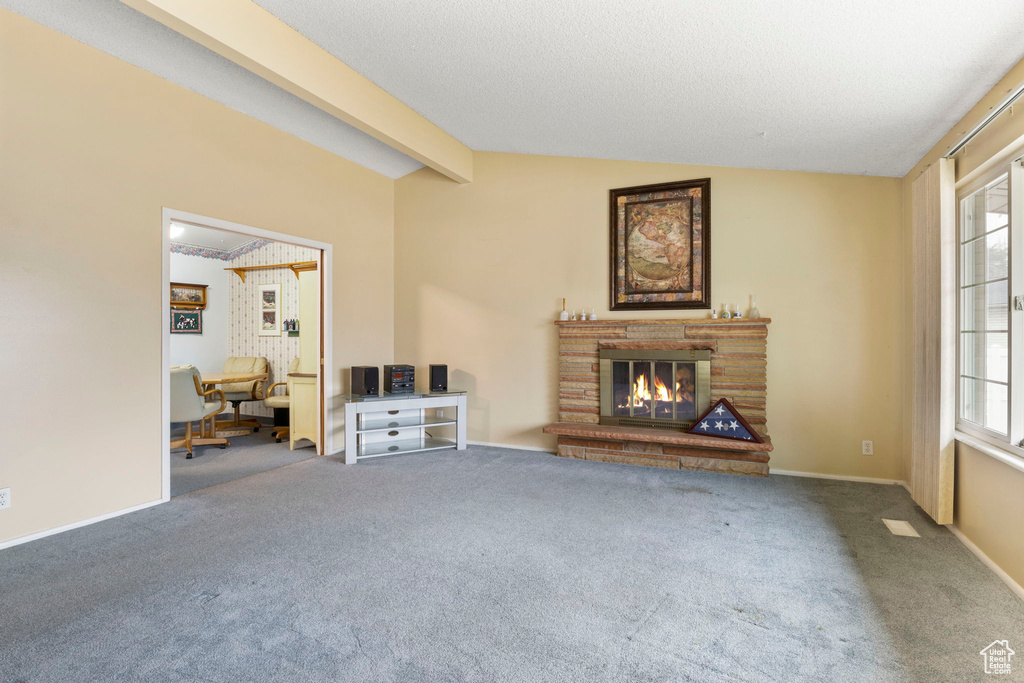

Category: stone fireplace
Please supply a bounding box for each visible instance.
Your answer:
[543,318,773,476]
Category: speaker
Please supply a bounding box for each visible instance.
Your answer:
[384,365,415,394]
[429,364,448,393]
[351,366,379,397]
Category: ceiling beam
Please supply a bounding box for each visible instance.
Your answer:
[120,0,472,183]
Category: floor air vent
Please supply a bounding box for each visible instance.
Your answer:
[882,519,920,537]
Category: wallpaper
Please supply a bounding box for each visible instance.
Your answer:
[226,241,319,417]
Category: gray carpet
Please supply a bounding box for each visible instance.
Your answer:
[170,420,315,497]
[1,446,1022,682]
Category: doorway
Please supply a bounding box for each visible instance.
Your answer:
[161,209,332,499]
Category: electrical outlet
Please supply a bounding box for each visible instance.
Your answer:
[862,440,874,456]
[0,488,9,510]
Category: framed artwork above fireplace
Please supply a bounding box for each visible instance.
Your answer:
[609,178,711,310]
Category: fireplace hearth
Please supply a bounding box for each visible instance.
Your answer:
[599,348,710,431]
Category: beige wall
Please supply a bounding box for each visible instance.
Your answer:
[902,57,1024,589]
[955,444,1024,588]
[0,11,394,544]
[395,152,904,479]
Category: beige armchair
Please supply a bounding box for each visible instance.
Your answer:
[264,358,300,443]
[170,365,228,458]
[218,356,269,432]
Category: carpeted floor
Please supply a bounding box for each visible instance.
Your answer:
[170,420,315,497]
[1,446,1022,682]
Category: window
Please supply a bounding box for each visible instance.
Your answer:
[957,160,1022,447]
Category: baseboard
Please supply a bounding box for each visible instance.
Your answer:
[771,468,907,487]
[468,440,556,454]
[0,498,166,551]
[948,525,1024,602]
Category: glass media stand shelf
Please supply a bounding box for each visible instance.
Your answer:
[343,391,467,464]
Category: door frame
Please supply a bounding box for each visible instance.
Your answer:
[161,208,333,501]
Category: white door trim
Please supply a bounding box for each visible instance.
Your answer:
[162,208,334,501]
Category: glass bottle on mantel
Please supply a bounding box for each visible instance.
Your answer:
[590,308,598,321]
[749,294,760,319]
[721,303,731,319]
[559,298,569,321]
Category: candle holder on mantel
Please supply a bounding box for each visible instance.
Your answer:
[749,294,761,319]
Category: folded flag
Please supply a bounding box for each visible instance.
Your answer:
[687,398,763,443]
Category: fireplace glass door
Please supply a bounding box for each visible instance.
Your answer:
[600,348,711,430]
[611,360,698,422]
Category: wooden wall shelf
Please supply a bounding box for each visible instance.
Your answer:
[225,260,317,282]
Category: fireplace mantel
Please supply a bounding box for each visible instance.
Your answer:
[554,318,772,326]
[547,317,772,476]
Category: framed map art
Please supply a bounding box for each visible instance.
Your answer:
[610,178,710,310]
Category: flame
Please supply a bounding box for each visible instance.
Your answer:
[632,373,649,407]
[675,382,694,404]
[617,366,697,412]
[628,373,672,407]
[654,375,671,402]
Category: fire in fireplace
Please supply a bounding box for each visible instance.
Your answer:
[598,349,711,430]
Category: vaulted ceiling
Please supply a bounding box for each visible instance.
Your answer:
[7,0,1024,178]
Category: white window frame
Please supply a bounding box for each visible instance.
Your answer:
[955,155,1024,463]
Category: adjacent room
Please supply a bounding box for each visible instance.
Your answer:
[2,1,1024,681]
[167,222,323,496]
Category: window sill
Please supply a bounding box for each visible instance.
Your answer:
[954,431,1024,475]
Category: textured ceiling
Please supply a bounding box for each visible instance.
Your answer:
[7,1,1024,178]
[0,0,423,179]
[253,0,1024,177]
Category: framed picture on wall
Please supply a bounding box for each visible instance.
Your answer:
[610,178,711,310]
[170,308,202,334]
[258,283,281,336]
[170,282,207,310]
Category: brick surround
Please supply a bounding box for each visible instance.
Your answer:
[544,318,772,476]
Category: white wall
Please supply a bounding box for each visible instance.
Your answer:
[169,252,229,373]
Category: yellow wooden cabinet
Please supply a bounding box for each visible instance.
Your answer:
[290,266,321,452]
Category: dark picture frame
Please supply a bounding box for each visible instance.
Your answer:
[169,282,208,310]
[610,178,711,310]
[170,308,203,334]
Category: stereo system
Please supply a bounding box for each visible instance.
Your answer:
[429,364,448,393]
[384,364,415,394]
[351,364,449,396]
[350,366,379,397]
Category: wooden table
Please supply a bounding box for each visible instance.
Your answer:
[200,372,269,437]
